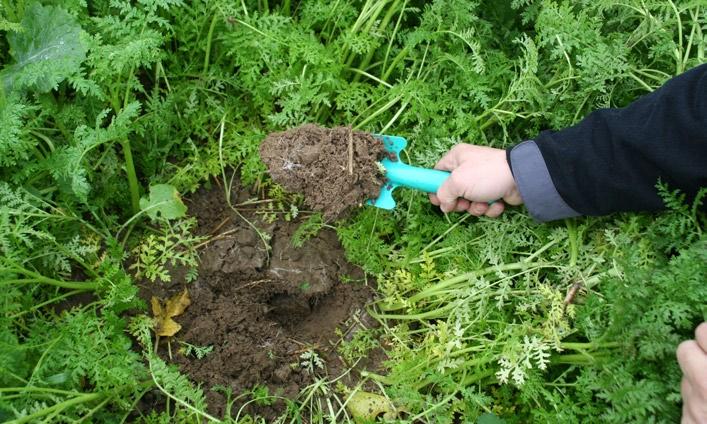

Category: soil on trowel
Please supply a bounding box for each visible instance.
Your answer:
[259,124,387,219]
[139,183,382,420]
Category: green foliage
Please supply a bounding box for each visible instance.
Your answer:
[248,384,275,407]
[140,184,188,220]
[0,94,34,167]
[291,212,324,247]
[1,2,87,94]
[129,217,204,283]
[365,189,705,422]
[338,327,381,364]
[1,0,705,422]
[178,341,214,360]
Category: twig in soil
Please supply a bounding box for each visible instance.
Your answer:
[209,216,231,235]
[287,337,312,348]
[233,278,272,291]
[232,198,277,207]
[348,129,354,175]
[194,228,239,250]
[287,340,323,355]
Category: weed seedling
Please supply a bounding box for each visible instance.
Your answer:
[299,349,325,375]
[178,341,214,359]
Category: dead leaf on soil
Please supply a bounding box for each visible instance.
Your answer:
[151,288,191,337]
[346,390,397,422]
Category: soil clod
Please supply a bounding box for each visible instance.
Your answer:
[259,124,386,219]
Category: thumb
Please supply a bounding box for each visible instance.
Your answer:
[436,173,465,213]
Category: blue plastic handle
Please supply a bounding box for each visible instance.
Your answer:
[382,158,450,193]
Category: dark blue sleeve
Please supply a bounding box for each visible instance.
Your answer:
[513,63,707,219]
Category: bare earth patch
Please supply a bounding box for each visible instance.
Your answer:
[139,185,381,420]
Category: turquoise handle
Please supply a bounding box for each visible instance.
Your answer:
[382,158,450,193]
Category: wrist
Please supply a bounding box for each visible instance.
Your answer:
[507,140,580,222]
[498,151,522,205]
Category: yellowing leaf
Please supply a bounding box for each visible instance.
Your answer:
[346,390,397,422]
[151,289,191,337]
[156,317,182,337]
[151,296,163,317]
[165,289,191,317]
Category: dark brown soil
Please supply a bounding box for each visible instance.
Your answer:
[140,183,382,420]
[259,124,386,220]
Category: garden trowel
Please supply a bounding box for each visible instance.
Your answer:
[368,134,450,210]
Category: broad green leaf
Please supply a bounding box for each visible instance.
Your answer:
[2,3,86,93]
[139,184,187,220]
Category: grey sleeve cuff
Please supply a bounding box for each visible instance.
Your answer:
[508,140,580,222]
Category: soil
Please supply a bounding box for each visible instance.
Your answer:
[139,183,383,420]
[259,124,386,220]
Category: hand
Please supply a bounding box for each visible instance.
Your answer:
[677,322,707,424]
[429,144,523,217]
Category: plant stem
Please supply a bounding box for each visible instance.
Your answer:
[203,12,219,76]
[370,301,457,320]
[117,61,142,216]
[120,139,141,215]
[0,387,86,395]
[9,289,86,319]
[5,393,105,424]
[566,219,578,268]
[360,370,394,384]
[148,356,222,423]
[552,352,611,365]
[1,274,97,290]
[560,341,620,350]
[408,262,548,304]
[352,0,402,81]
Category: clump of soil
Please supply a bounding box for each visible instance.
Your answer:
[140,184,382,420]
[259,124,386,219]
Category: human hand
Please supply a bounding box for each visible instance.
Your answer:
[429,144,523,217]
[677,322,707,424]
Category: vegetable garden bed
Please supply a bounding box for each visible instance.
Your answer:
[1,0,705,423]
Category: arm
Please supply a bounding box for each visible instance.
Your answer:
[509,63,707,221]
[431,63,707,221]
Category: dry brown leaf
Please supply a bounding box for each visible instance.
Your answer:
[165,288,191,316]
[151,289,191,337]
[151,296,163,317]
[156,317,182,337]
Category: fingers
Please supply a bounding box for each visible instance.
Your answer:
[678,325,707,424]
[455,198,471,212]
[466,201,505,217]
[430,192,499,216]
[436,173,465,213]
[485,201,505,218]
[467,202,488,216]
[677,340,707,386]
[682,378,698,424]
[434,145,466,171]
[695,322,707,353]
